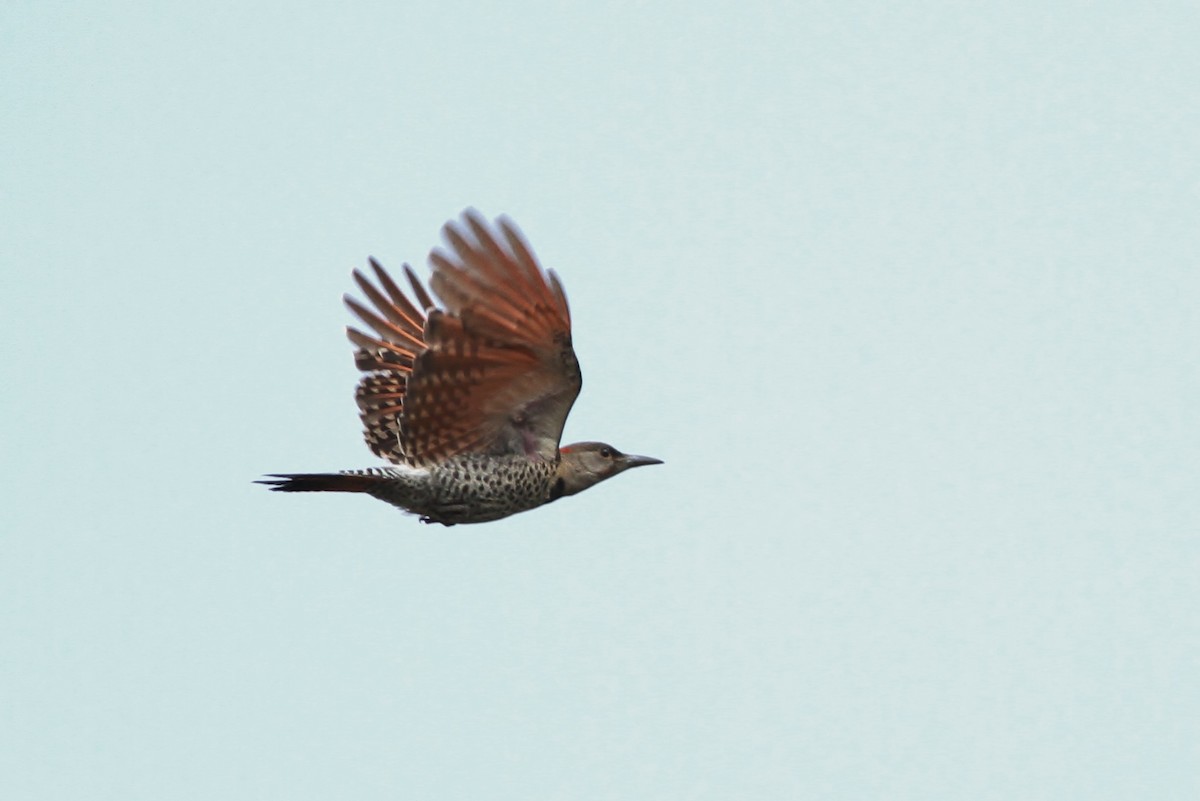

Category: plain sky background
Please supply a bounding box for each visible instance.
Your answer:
[3,1,1198,798]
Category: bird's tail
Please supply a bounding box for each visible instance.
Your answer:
[255,473,382,493]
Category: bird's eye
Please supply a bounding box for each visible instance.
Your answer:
[600,447,613,458]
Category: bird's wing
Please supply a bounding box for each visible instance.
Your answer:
[344,259,432,463]
[346,210,581,466]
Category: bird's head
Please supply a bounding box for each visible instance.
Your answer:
[554,442,663,497]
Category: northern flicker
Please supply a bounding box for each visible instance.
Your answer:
[258,210,661,525]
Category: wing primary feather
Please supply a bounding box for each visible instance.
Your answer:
[464,212,511,276]
[459,212,525,294]
[441,224,497,283]
[352,269,424,334]
[498,216,545,290]
[547,269,572,324]
[403,264,436,312]
[431,259,538,329]
[344,296,425,350]
[367,259,428,328]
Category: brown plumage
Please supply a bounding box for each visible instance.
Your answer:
[258,210,661,525]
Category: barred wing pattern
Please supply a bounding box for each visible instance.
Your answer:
[346,210,581,467]
[344,260,430,462]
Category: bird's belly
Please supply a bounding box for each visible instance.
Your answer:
[428,456,554,525]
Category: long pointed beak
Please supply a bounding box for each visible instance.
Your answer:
[621,454,664,469]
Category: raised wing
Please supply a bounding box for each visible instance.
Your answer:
[344,259,431,462]
[346,210,581,466]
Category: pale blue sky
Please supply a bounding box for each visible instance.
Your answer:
[3,1,1198,799]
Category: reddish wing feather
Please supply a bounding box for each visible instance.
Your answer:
[344,210,581,466]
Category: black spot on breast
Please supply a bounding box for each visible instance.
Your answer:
[548,477,566,502]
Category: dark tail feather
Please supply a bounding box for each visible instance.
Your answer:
[255,473,379,493]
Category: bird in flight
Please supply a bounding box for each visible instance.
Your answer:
[258,210,661,525]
